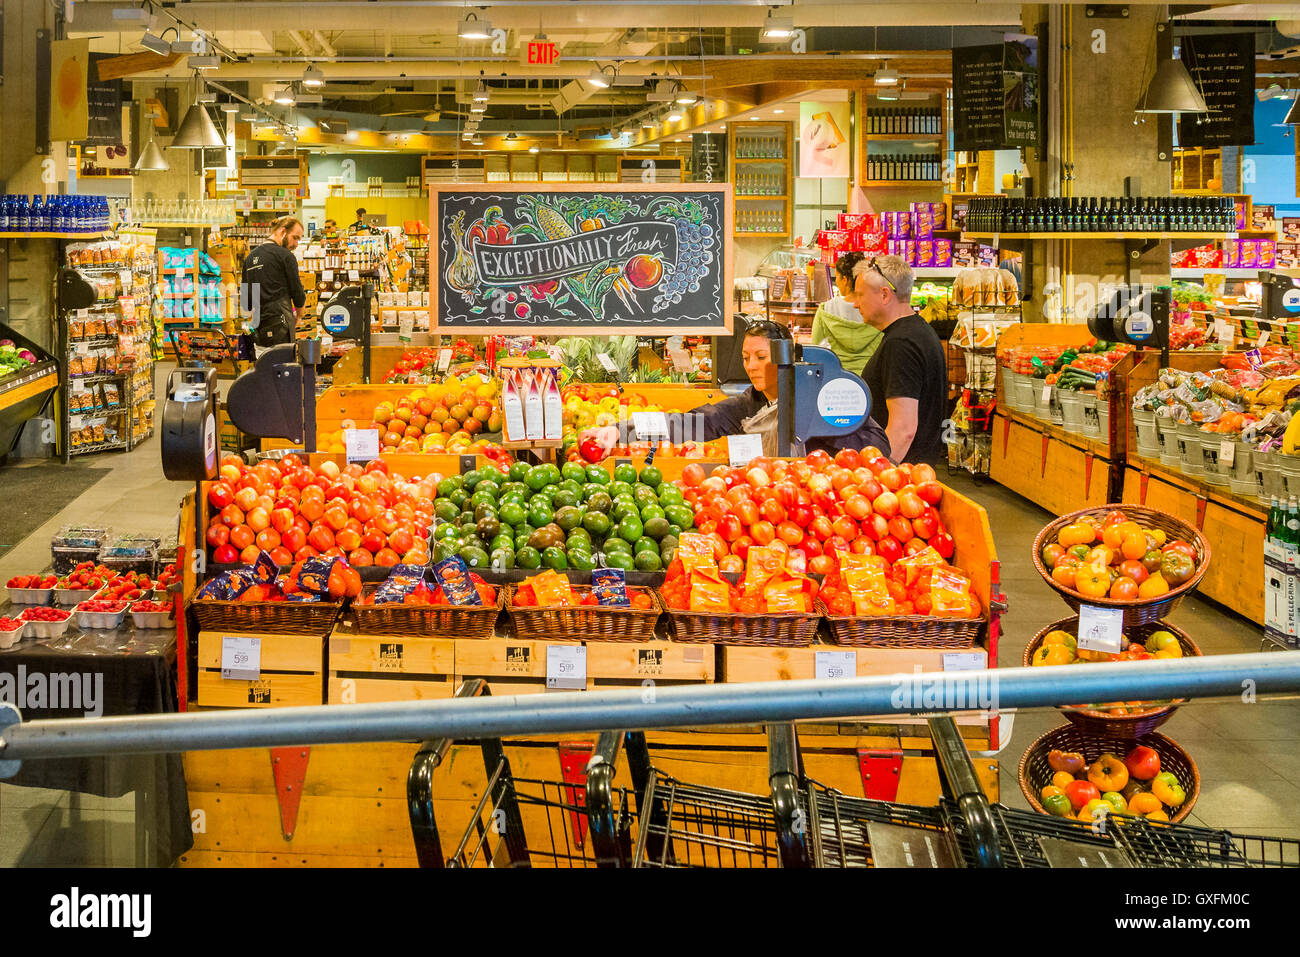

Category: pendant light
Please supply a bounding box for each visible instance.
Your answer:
[171,79,226,149]
[1135,56,1209,114]
[134,99,170,171]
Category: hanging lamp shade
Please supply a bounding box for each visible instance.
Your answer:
[1135,57,1209,114]
[133,138,170,171]
[1284,96,1300,126]
[171,103,225,148]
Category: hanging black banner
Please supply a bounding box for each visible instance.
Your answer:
[83,52,124,146]
[1178,34,1255,148]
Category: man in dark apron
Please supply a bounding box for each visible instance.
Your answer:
[241,216,306,353]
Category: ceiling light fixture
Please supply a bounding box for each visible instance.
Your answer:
[189,55,219,71]
[296,92,323,105]
[303,66,325,88]
[676,88,698,106]
[196,90,217,105]
[471,134,484,145]
[588,66,614,89]
[472,80,490,103]
[458,11,492,41]
[274,87,296,106]
[133,129,169,172]
[113,6,151,21]
[171,100,226,149]
[875,65,900,86]
[761,9,795,40]
[773,108,785,114]
[666,108,684,122]
[529,144,540,153]
[505,131,518,141]
[1135,55,1209,114]
[139,30,172,56]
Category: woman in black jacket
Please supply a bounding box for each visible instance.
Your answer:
[581,318,892,459]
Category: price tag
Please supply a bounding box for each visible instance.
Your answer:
[1040,384,1052,403]
[631,410,670,438]
[546,644,587,690]
[221,635,261,681]
[437,348,452,371]
[1214,318,1233,343]
[815,650,856,680]
[398,314,415,343]
[1076,603,1125,655]
[1258,330,1270,348]
[345,428,381,463]
[668,348,693,373]
[322,270,333,282]
[1220,439,1235,466]
[596,353,618,374]
[75,341,90,356]
[349,269,360,282]
[727,433,764,467]
[942,652,986,672]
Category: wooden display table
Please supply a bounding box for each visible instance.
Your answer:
[990,407,1114,514]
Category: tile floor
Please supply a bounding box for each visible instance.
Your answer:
[0,398,1297,864]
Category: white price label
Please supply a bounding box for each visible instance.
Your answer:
[815,650,856,680]
[221,635,261,681]
[1040,384,1052,403]
[631,411,670,438]
[437,348,453,371]
[1214,318,1232,343]
[942,652,986,672]
[345,428,381,463]
[1220,439,1235,466]
[1076,603,1125,655]
[668,348,693,373]
[546,644,587,690]
[596,353,618,374]
[1258,330,1270,348]
[727,433,764,467]
[348,269,361,282]
[322,270,333,282]
[398,314,415,343]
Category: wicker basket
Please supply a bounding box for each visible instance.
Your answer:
[1018,725,1199,824]
[506,585,663,643]
[191,598,342,636]
[353,586,504,639]
[1024,617,1201,739]
[665,606,819,647]
[817,599,982,649]
[1031,504,1210,626]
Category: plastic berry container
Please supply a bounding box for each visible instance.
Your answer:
[5,584,54,606]
[0,617,25,649]
[53,585,102,607]
[74,599,129,631]
[18,607,73,639]
[129,599,175,630]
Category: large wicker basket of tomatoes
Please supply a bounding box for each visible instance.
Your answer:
[1019,725,1199,825]
[1025,617,1202,739]
[1032,505,1209,626]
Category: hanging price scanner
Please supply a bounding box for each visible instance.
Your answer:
[224,339,323,451]
[1261,272,1300,323]
[775,344,872,456]
[1087,285,1170,350]
[161,367,219,481]
[320,283,374,382]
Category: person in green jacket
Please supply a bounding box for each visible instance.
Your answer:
[810,251,882,373]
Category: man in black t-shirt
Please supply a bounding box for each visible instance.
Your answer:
[241,216,306,350]
[852,255,948,464]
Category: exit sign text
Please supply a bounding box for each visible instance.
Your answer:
[524,40,560,65]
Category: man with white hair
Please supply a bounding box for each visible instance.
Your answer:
[851,255,948,464]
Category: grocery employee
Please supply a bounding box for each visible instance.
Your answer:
[852,255,948,464]
[240,215,306,351]
[580,318,890,459]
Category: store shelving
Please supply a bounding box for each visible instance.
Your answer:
[729,121,791,239]
[0,231,112,240]
[964,232,1239,241]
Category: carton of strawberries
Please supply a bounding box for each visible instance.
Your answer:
[98,571,155,602]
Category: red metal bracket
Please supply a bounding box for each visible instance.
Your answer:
[270,747,311,840]
[558,742,594,849]
[1139,471,1150,506]
[1040,432,1050,478]
[857,749,904,802]
[1195,495,1208,531]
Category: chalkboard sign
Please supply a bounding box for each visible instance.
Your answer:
[84,53,124,146]
[1178,34,1255,148]
[431,184,732,335]
[953,39,1042,151]
[692,133,727,184]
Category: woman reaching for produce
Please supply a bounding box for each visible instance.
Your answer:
[579,317,891,460]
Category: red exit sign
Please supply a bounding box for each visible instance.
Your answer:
[524,40,560,65]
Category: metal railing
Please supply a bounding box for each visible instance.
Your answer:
[1,652,1297,775]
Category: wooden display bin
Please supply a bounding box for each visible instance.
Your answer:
[990,410,1114,514]
[195,631,326,708]
[327,622,457,704]
[453,636,715,695]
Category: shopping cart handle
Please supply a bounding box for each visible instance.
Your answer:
[586,731,630,868]
[927,716,1003,868]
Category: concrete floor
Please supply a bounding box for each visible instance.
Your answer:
[0,387,1296,864]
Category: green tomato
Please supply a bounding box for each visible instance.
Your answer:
[1042,793,1073,818]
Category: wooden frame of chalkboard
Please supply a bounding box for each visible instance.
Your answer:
[429,182,733,336]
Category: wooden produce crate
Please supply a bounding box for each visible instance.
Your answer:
[327,622,457,704]
[453,636,715,695]
[196,630,325,709]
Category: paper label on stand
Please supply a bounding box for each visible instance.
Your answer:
[1076,604,1124,655]
[668,348,693,373]
[348,270,360,282]
[221,635,261,681]
[1258,330,1270,348]
[1214,318,1232,343]
[596,353,618,374]
[437,348,452,371]
[1220,439,1236,466]
[345,428,381,463]
[727,433,764,467]
[322,270,333,282]
[631,411,669,438]
[815,650,856,680]
[942,652,986,672]
[1040,384,1052,403]
[546,645,586,690]
[398,314,414,343]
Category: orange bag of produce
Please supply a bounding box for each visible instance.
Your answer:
[530,570,574,607]
[930,567,975,617]
[677,533,719,576]
[842,556,895,615]
[894,546,945,586]
[744,545,786,592]
[763,576,809,614]
[689,568,732,613]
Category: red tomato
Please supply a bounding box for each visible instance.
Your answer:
[888,515,915,544]
[873,491,899,520]
[207,483,234,510]
[898,490,925,520]
[725,486,753,508]
[805,450,832,470]
[834,449,862,471]
[733,499,760,527]
[865,455,891,476]
[910,464,937,484]
[844,496,873,521]
[916,481,944,506]
[718,515,745,543]
[206,524,230,547]
[912,513,939,539]
[801,538,823,558]
[777,521,805,546]
[831,516,859,541]
[281,527,307,553]
[681,463,706,488]
[213,544,238,564]
[809,516,834,541]
[861,513,889,541]
[760,499,787,525]
[269,546,294,567]
[772,481,800,509]
[930,531,955,560]
[876,535,903,564]
[348,548,374,568]
[254,529,281,551]
[750,520,776,545]
[1118,559,1149,584]
[746,467,771,489]
[219,504,245,528]
[878,468,906,492]
[788,503,813,528]
[700,476,727,496]
[239,544,261,565]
